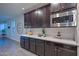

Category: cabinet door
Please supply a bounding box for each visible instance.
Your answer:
[24,12,32,28]
[31,10,38,28]
[25,37,30,50]
[24,14,27,27]
[45,5,50,27]
[20,36,25,49]
[36,39,45,56]
[60,3,77,10]
[24,4,50,28]
[51,3,61,13]
[29,11,33,28]
[29,38,36,53]
[41,7,46,28]
[36,9,43,28]
[42,5,50,28]
[37,4,50,28]
[57,45,77,56]
[45,41,56,56]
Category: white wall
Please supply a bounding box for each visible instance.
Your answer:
[25,27,76,41]
[7,14,24,42]
[76,3,79,56]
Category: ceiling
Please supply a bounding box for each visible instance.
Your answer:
[0,3,38,22]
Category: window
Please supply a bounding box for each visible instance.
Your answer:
[0,24,5,31]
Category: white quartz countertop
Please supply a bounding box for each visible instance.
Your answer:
[21,35,79,46]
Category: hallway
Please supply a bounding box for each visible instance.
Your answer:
[0,38,36,56]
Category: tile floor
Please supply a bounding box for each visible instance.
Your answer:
[0,37,37,56]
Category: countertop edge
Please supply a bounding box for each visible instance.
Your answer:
[21,35,79,46]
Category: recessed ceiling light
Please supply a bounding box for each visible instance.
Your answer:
[22,8,25,10]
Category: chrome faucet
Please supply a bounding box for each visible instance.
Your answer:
[42,28,46,37]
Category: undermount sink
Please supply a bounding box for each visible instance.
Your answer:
[38,35,42,37]
[38,34,46,37]
[55,37,62,39]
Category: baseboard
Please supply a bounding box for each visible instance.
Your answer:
[6,37,20,44]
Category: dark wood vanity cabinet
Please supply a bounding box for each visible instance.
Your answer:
[20,36,25,49]
[24,4,50,28]
[24,12,32,28]
[20,36,30,50]
[42,5,50,28]
[45,41,56,56]
[57,47,77,56]
[25,37,30,50]
[45,41,77,56]
[37,4,50,28]
[36,9,43,28]
[31,10,38,28]
[57,45,77,56]
[29,38,36,53]
[20,36,77,56]
[36,39,45,56]
[38,4,50,28]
